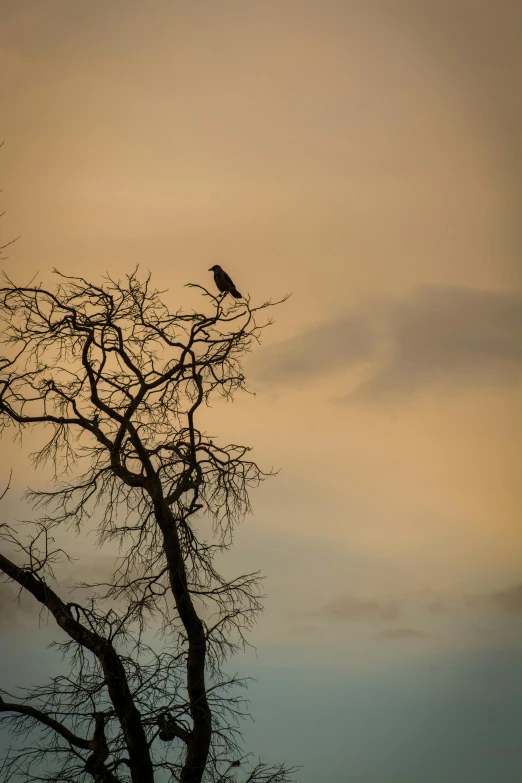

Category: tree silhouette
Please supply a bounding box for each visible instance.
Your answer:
[0,270,296,783]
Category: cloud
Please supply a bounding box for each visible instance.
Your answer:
[470,583,522,615]
[316,593,400,622]
[316,582,522,628]
[487,584,522,614]
[253,286,522,397]
[415,584,522,617]
[252,314,377,386]
[423,597,461,615]
[353,286,522,399]
[378,627,427,640]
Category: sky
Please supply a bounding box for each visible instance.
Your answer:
[1,1,521,781]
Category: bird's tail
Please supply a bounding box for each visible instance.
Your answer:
[231,289,242,299]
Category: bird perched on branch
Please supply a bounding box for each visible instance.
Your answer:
[209,265,242,299]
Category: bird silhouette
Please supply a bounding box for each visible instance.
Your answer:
[208,265,242,299]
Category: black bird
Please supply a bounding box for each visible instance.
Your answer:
[208,265,242,299]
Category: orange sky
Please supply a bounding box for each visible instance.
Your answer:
[1,0,521,612]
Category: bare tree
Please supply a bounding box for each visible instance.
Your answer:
[0,270,297,783]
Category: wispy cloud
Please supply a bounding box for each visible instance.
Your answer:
[316,593,400,622]
[252,313,376,386]
[352,286,522,399]
[469,584,522,615]
[378,627,427,640]
[316,583,522,626]
[253,286,522,398]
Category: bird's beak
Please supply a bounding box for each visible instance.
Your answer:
[208,267,213,271]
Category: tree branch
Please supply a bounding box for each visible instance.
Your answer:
[0,696,92,750]
[0,551,154,783]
